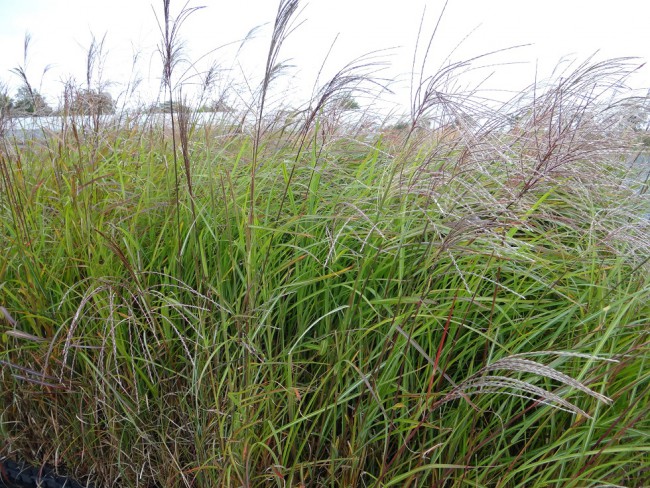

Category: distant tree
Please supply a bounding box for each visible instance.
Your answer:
[211,99,234,113]
[198,99,234,113]
[336,93,360,111]
[149,100,192,114]
[0,92,12,117]
[67,89,115,115]
[390,120,410,131]
[13,86,52,115]
[197,100,234,113]
[146,102,164,114]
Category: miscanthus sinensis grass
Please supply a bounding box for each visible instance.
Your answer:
[1,2,649,487]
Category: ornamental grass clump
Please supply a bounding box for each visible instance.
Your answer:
[1,1,649,487]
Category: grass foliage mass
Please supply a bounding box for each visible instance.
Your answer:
[1,1,649,486]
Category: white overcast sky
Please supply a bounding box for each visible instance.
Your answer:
[0,0,648,111]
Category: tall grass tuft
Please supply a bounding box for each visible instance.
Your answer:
[1,1,649,487]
